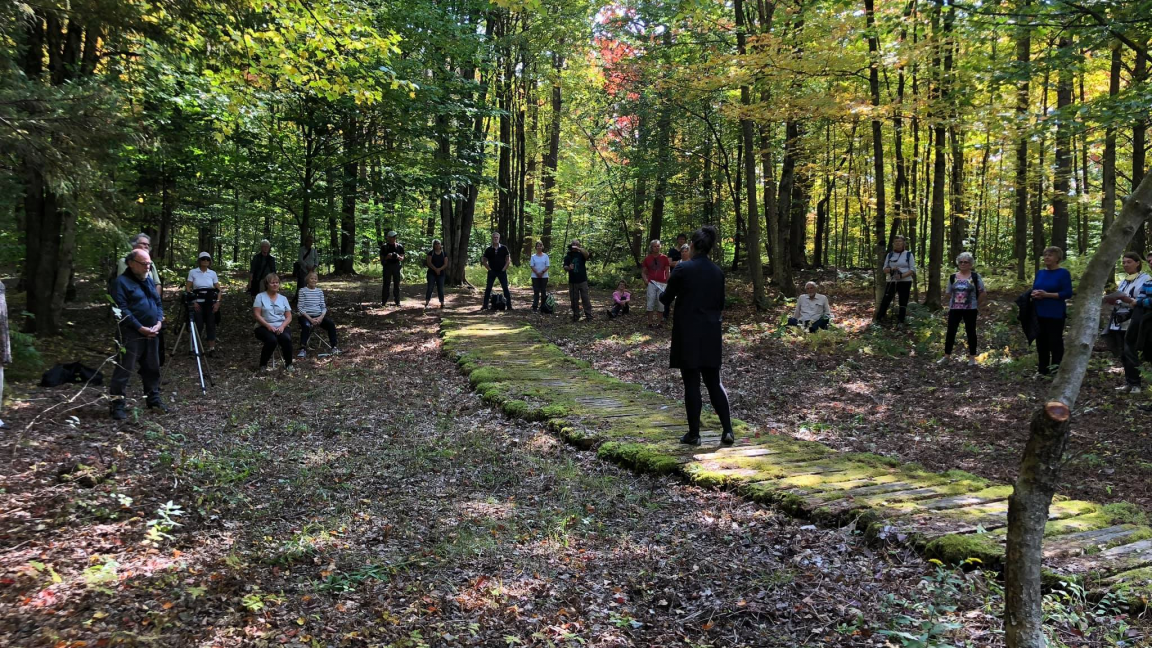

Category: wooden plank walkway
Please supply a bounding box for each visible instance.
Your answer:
[440,309,1152,604]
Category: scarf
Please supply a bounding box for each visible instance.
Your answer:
[1125,272,1140,282]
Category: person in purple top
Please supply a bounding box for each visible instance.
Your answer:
[1030,246,1074,375]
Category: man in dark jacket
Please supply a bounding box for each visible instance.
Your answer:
[380,230,406,306]
[109,250,166,419]
[248,240,277,296]
[659,226,734,446]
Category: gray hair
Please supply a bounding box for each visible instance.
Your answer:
[955,251,975,266]
[131,233,150,247]
[805,281,818,290]
[432,238,442,246]
[1043,246,1064,261]
[649,239,661,249]
[259,239,271,248]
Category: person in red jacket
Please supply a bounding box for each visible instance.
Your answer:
[641,240,671,329]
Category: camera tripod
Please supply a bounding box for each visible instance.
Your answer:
[170,292,216,395]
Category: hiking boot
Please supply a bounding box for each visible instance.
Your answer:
[110,400,128,421]
[146,398,168,414]
[720,430,735,446]
[297,349,307,358]
[680,431,701,446]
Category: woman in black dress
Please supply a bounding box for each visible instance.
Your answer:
[659,225,734,446]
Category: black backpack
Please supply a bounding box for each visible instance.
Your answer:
[540,293,556,314]
[491,293,507,311]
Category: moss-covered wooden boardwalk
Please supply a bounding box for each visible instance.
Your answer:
[440,309,1152,604]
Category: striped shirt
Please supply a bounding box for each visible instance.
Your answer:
[297,287,327,317]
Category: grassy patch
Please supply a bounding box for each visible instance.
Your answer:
[596,441,681,476]
[923,533,1005,567]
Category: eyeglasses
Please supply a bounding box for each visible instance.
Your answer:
[131,259,152,267]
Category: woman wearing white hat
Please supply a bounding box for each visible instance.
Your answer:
[186,252,222,355]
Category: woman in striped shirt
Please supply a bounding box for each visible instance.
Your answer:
[296,272,339,357]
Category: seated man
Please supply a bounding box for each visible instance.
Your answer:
[788,281,832,332]
[297,272,339,357]
[609,280,631,319]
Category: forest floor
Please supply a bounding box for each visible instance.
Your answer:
[0,274,1147,647]
[527,269,1152,516]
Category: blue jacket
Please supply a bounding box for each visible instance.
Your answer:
[1031,268,1073,319]
[113,272,163,330]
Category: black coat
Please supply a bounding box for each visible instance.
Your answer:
[248,253,277,296]
[660,256,725,369]
[1015,290,1039,345]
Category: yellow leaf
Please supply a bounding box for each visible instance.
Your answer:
[296,617,306,626]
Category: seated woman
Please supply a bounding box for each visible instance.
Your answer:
[297,272,339,357]
[788,282,831,332]
[186,252,221,355]
[252,273,293,372]
[609,280,631,319]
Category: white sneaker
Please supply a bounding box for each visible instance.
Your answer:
[284,364,295,373]
[1131,386,1142,394]
[1116,384,1132,391]
[330,348,341,355]
[967,357,977,367]
[264,364,274,372]
[297,349,307,358]
[936,356,950,364]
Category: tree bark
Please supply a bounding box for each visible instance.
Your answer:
[925,0,948,308]
[1004,171,1152,648]
[865,0,888,310]
[1132,45,1148,254]
[1013,0,1031,282]
[776,120,799,297]
[337,114,358,275]
[1102,44,1120,237]
[736,0,767,309]
[541,52,563,253]
[1050,35,1074,255]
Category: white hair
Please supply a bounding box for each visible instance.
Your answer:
[259,239,271,248]
[131,232,150,246]
[805,281,817,290]
[955,252,975,266]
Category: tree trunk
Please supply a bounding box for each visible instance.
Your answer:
[776,121,799,296]
[337,115,358,275]
[735,0,766,308]
[1013,0,1031,281]
[1032,68,1051,271]
[1132,45,1148,254]
[541,53,563,252]
[1102,44,1120,237]
[1050,35,1074,255]
[1004,171,1152,648]
[925,0,948,308]
[865,0,887,309]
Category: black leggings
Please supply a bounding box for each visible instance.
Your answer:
[254,326,293,367]
[878,281,912,323]
[193,301,217,342]
[944,309,978,356]
[680,367,733,435]
[1035,316,1065,374]
[300,316,338,348]
[531,277,549,309]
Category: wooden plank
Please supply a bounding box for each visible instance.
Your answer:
[1042,525,1144,560]
[1054,539,1152,578]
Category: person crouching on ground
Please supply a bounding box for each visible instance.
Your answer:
[109,250,167,419]
[253,273,294,372]
[788,281,831,332]
[297,272,339,358]
[659,225,735,447]
[609,281,631,319]
[186,251,221,356]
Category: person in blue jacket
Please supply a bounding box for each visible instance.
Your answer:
[109,250,167,419]
[1030,246,1074,375]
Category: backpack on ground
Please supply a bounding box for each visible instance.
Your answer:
[541,293,556,314]
[491,293,507,311]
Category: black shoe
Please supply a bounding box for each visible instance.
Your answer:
[680,431,701,445]
[584,313,594,321]
[480,306,489,311]
[146,399,169,414]
[572,313,580,322]
[110,400,128,420]
[721,430,735,445]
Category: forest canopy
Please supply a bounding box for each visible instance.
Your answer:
[3,0,1152,332]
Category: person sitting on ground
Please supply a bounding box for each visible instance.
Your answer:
[109,250,167,419]
[1103,252,1149,394]
[609,281,631,319]
[297,272,339,358]
[186,252,222,356]
[788,281,832,332]
[252,273,294,372]
[939,252,987,366]
[642,239,671,329]
[425,238,449,310]
[248,239,277,297]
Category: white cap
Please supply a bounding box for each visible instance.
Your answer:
[198,251,212,260]
[387,230,398,238]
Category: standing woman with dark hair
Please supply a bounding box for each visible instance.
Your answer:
[659,225,735,446]
[424,239,448,310]
[1030,246,1074,375]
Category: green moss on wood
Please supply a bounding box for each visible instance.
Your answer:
[502,400,531,419]
[469,367,508,387]
[1102,502,1151,527]
[923,533,1005,567]
[597,441,681,476]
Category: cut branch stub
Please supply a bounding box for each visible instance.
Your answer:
[1044,401,1070,423]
